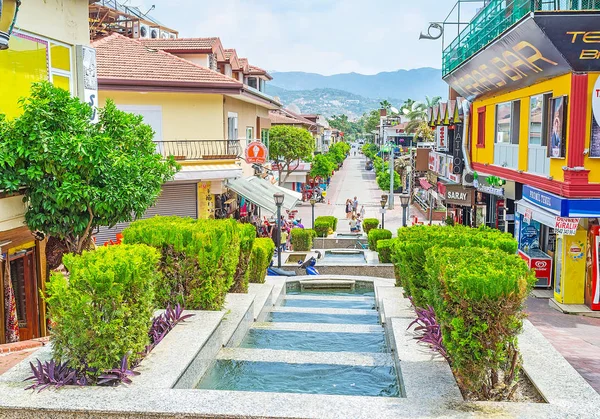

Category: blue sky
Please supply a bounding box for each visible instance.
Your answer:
[132,0,481,75]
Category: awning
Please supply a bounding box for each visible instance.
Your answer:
[515,200,556,228]
[419,178,432,190]
[226,176,302,214]
[174,163,242,181]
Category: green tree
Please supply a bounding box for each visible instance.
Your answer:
[362,109,381,134]
[328,114,351,133]
[414,121,435,142]
[310,154,336,179]
[376,167,401,192]
[0,82,178,254]
[379,100,392,111]
[269,125,315,185]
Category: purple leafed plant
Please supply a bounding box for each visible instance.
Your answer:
[25,359,88,392]
[407,305,449,360]
[148,303,194,346]
[97,354,140,386]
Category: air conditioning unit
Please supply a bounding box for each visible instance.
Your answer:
[150,28,159,39]
[139,23,151,39]
[160,30,170,39]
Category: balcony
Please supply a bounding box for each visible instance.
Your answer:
[155,140,241,161]
[442,0,600,76]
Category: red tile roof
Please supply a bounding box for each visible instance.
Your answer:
[224,48,241,70]
[139,37,226,61]
[248,64,272,80]
[269,109,314,127]
[238,58,249,73]
[92,34,241,88]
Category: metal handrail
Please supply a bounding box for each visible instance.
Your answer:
[154,140,242,160]
[442,0,600,76]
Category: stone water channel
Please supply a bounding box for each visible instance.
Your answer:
[197,280,402,397]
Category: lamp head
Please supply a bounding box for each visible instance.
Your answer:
[309,198,316,206]
[399,194,410,206]
[380,199,387,209]
[273,193,285,206]
[381,194,388,203]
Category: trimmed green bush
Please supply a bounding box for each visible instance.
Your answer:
[392,225,518,307]
[230,223,256,293]
[362,218,380,234]
[123,216,241,310]
[377,239,393,263]
[424,246,535,399]
[291,228,316,251]
[315,216,337,231]
[248,238,275,284]
[368,228,392,250]
[314,220,331,237]
[45,244,159,377]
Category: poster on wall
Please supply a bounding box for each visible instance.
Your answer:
[591,76,600,158]
[520,220,541,252]
[548,96,567,159]
[76,45,98,124]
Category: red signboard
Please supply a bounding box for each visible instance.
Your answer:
[245,141,268,164]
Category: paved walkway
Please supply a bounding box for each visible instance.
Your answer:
[295,153,429,234]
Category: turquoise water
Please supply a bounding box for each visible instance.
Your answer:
[283,298,375,310]
[240,329,386,352]
[267,311,379,325]
[322,250,366,263]
[197,360,400,397]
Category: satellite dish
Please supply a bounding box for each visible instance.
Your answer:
[390,107,399,114]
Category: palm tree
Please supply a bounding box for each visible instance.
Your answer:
[403,96,443,134]
[379,100,392,111]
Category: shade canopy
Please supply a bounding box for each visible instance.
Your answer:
[226,176,301,214]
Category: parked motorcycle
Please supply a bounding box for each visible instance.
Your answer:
[299,256,319,275]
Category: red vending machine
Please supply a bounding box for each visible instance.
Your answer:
[585,225,600,311]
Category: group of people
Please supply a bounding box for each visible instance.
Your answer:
[345,196,365,233]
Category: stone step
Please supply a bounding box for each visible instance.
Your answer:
[252,322,383,334]
[268,306,378,316]
[216,348,394,367]
[300,279,355,290]
[248,282,274,320]
[284,295,374,302]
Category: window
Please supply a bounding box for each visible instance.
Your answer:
[477,107,486,147]
[227,113,238,140]
[261,129,270,151]
[246,127,254,140]
[247,77,258,89]
[49,42,73,93]
[495,101,520,145]
[529,93,552,146]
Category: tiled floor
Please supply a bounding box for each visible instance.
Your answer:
[526,296,600,394]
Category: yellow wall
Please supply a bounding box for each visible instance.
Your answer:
[223,96,270,140]
[585,73,600,183]
[15,0,90,46]
[0,195,27,232]
[99,91,224,140]
[472,74,572,182]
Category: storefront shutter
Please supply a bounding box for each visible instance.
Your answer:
[94,184,197,246]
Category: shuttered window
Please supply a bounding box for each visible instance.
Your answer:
[477,107,486,148]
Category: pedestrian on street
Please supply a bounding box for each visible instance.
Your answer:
[360,205,365,220]
[353,196,358,216]
[345,199,352,219]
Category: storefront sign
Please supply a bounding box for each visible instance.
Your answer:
[523,185,564,215]
[555,217,580,236]
[444,184,474,206]
[444,17,569,100]
[535,14,600,72]
[452,125,464,175]
[76,45,98,123]
[436,126,448,151]
[591,76,600,158]
[245,141,268,164]
[477,184,504,197]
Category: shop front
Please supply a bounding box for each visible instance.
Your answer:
[515,185,600,307]
[442,183,474,226]
[473,174,521,233]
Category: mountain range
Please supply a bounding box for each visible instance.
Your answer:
[266,68,448,118]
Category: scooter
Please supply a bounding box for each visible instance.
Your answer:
[299,256,319,275]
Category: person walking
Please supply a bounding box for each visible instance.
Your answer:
[345,199,352,219]
[352,196,359,216]
[359,205,366,220]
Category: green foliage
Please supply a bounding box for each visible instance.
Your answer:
[376,239,393,263]
[362,218,380,234]
[314,220,331,238]
[248,238,275,284]
[362,143,378,160]
[123,216,241,310]
[327,142,350,164]
[315,216,337,231]
[424,246,535,399]
[445,215,455,226]
[310,154,337,179]
[290,228,316,251]
[230,224,257,293]
[45,245,159,376]
[376,167,401,192]
[269,125,315,185]
[368,229,392,251]
[362,109,381,134]
[0,82,178,254]
[392,225,518,307]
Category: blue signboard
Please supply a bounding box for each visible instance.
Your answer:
[522,185,600,217]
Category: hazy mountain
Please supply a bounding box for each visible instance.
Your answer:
[269,68,447,101]
[266,85,400,119]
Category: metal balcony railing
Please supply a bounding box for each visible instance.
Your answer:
[442,0,600,76]
[154,140,242,160]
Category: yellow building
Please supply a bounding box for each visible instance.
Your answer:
[0,0,90,344]
[92,35,282,244]
[441,1,600,308]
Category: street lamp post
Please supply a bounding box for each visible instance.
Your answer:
[310,198,316,229]
[380,195,387,230]
[399,194,410,227]
[274,193,285,268]
[0,0,21,50]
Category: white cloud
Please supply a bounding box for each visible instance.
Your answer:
[127,0,473,75]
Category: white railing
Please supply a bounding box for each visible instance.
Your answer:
[528,145,550,176]
[494,143,519,170]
